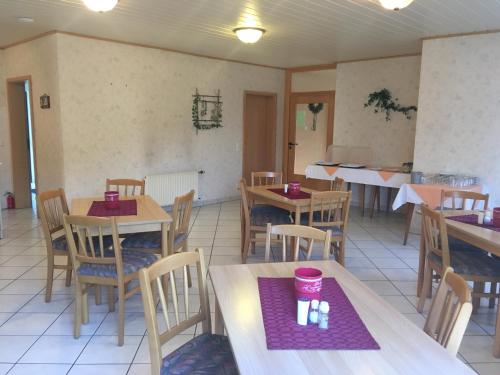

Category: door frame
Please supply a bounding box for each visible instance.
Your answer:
[284,90,335,183]
[6,75,39,207]
[242,91,278,181]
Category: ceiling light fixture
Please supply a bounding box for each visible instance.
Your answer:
[379,0,414,11]
[233,27,266,44]
[82,0,118,13]
[17,17,34,23]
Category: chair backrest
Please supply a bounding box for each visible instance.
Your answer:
[421,204,451,269]
[63,214,123,280]
[331,177,345,191]
[37,189,69,247]
[424,267,472,356]
[139,249,210,375]
[106,178,145,196]
[251,171,282,187]
[440,190,489,210]
[265,224,331,262]
[308,190,351,235]
[240,179,251,233]
[171,190,194,241]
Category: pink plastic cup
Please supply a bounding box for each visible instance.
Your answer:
[493,208,500,227]
[289,181,301,196]
[104,191,120,209]
[294,267,322,300]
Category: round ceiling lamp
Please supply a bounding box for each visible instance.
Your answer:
[233,27,266,44]
[83,0,118,12]
[379,0,414,10]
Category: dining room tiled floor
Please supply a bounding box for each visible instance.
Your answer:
[0,201,499,374]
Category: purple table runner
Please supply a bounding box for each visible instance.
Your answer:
[448,214,500,233]
[268,188,311,200]
[257,277,380,350]
[87,200,137,217]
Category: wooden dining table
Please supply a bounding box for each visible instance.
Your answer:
[71,195,173,256]
[246,184,317,223]
[417,209,500,357]
[210,260,473,374]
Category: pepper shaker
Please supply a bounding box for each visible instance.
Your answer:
[318,301,330,330]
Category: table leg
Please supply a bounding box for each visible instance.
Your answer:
[403,203,415,246]
[417,216,425,297]
[359,184,366,217]
[494,305,500,357]
[214,295,224,335]
[386,188,392,212]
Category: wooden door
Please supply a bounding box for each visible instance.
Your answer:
[287,91,334,190]
[7,80,32,208]
[242,91,277,183]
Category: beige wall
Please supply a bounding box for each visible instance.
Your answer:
[0,50,8,208]
[56,34,284,202]
[333,56,421,167]
[414,33,500,205]
[291,69,336,92]
[0,35,65,206]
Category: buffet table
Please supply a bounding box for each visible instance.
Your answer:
[305,165,411,216]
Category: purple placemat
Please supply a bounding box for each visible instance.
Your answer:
[257,277,380,350]
[87,200,137,217]
[448,214,500,232]
[268,188,311,200]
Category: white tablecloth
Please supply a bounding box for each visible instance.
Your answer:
[305,165,411,188]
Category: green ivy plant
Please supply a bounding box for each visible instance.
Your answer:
[307,103,324,131]
[192,91,223,134]
[364,88,417,121]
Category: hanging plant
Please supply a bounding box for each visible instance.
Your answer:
[364,88,417,121]
[308,102,324,131]
[192,89,223,134]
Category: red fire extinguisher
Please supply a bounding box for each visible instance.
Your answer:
[5,192,15,209]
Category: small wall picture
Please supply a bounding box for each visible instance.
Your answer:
[40,94,50,109]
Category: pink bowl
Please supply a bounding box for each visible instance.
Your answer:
[294,267,322,300]
[493,208,500,227]
[289,181,301,195]
[104,191,120,209]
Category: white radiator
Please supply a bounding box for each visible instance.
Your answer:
[145,171,199,206]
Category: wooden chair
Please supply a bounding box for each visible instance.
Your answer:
[240,179,292,263]
[251,171,282,186]
[301,190,351,266]
[417,205,500,314]
[265,224,331,262]
[423,267,472,356]
[139,249,237,375]
[106,178,145,196]
[63,214,158,346]
[37,189,73,302]
[330,177,345,191]
[121,190,194,284]
[440,190,489,211]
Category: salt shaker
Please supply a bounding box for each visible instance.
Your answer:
[284,184,289,194]
[477,212,485,225]
[485,210,493,224]
[318,301,330,330]
[308,299,319,324]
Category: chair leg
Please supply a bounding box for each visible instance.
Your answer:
[65,255,72,287]
[182,242,192,288]
[82,283,89,324]
[403,203,415,246]
[95,285,102,305]
[370,186,379,218]
[74,281,82,338]
[337,241,345,267]
[472,282,484,313]
[108,286,115,312]
[117,285,126,346]
[242,230,251,264]
[417,259,432,313]
[250,231,256,254]
[489,283,497,308]
[45,255,54,303]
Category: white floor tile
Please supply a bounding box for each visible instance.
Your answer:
[0,279,46,295]
[19,294,73,313]
[45,313,107,336]
[380,268,417,281]
[19,335,91,364]
[0,336,38,362]
[0,364,13,375]
[459,335,500,363]
[76,335,142,364]
[68,364,129,375]
[471,363,500,375]
[8,364,71,375]
[365,281,401,296]
[0,312,59,335]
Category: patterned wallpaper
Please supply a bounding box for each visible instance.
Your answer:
[333,56,421,167]
[0,35,64,204]
[414,33,500,205]
[56,34,284,202]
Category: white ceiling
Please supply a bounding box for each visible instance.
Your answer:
[1,0,500,68]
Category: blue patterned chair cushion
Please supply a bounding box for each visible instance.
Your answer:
[250,205,292,227]
[299,212,343,236]
[429,249,500,277]
[161,333,237,375]
[52,233,114,252]
[121,231,188,250]
[448,236,488,254]
[77,250,158,278]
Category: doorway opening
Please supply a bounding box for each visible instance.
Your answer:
[242,91,277,183]
[7,77,37,211]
